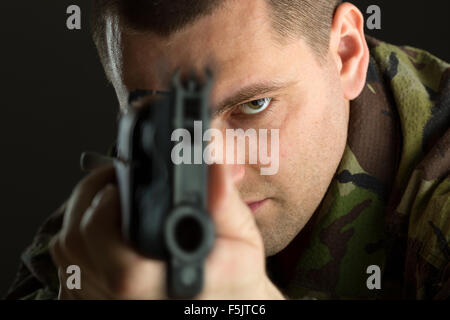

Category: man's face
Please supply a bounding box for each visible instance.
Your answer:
[119,0,350,256]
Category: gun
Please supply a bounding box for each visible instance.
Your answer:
[114,70,215,299]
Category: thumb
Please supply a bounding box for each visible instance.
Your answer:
[208,164,263,249]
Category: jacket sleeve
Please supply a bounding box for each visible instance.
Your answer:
[3,202,66,300]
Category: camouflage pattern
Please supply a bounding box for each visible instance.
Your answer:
[267,36,450,299]
[4,202,64,299]
[4,36,450,300]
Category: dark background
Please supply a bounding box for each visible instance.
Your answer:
[0,0,449,297]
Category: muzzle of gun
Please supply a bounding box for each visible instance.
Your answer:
[113,70,215,299]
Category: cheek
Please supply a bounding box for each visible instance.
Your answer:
[277,95,322,161]
[276,85,347,184]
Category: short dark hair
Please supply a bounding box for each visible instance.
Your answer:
[91,0,342,82]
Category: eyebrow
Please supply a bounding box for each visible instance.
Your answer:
[129,79,296,115]
[212,80,296,116]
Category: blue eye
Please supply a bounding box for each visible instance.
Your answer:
[239,97,272,114]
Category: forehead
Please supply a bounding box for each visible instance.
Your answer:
[120,0,301,96]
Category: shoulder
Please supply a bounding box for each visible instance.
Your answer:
[4,202,65,300]
[368,36,450,299]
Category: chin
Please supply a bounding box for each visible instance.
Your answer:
[254,207,294,257]
[263,236,289,257]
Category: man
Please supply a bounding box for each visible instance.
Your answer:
[5,0,449,299]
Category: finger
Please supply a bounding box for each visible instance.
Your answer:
[63,165,116,231]
[80,184,166,299]
[50,234,113,299]
[49,234,71,270]
[208,163,262,249]
[50,238,79,299]
[59,166,116,268]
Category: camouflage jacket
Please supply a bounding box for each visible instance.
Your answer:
[267,36,450,300]
[4,37,450,300]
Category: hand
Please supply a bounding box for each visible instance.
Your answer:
[50,164,284,299]
[198,163,284,299]
[50,165,167,299]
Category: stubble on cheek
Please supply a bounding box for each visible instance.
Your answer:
[248,143,322,257]
[256,196,312,257]
[256,92,348,257]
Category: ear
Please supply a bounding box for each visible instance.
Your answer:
[329,2,369,100]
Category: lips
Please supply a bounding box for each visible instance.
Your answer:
[245,198,269,213]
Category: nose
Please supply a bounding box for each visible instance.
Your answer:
[229,164,245,184]
[210,118,246,184]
